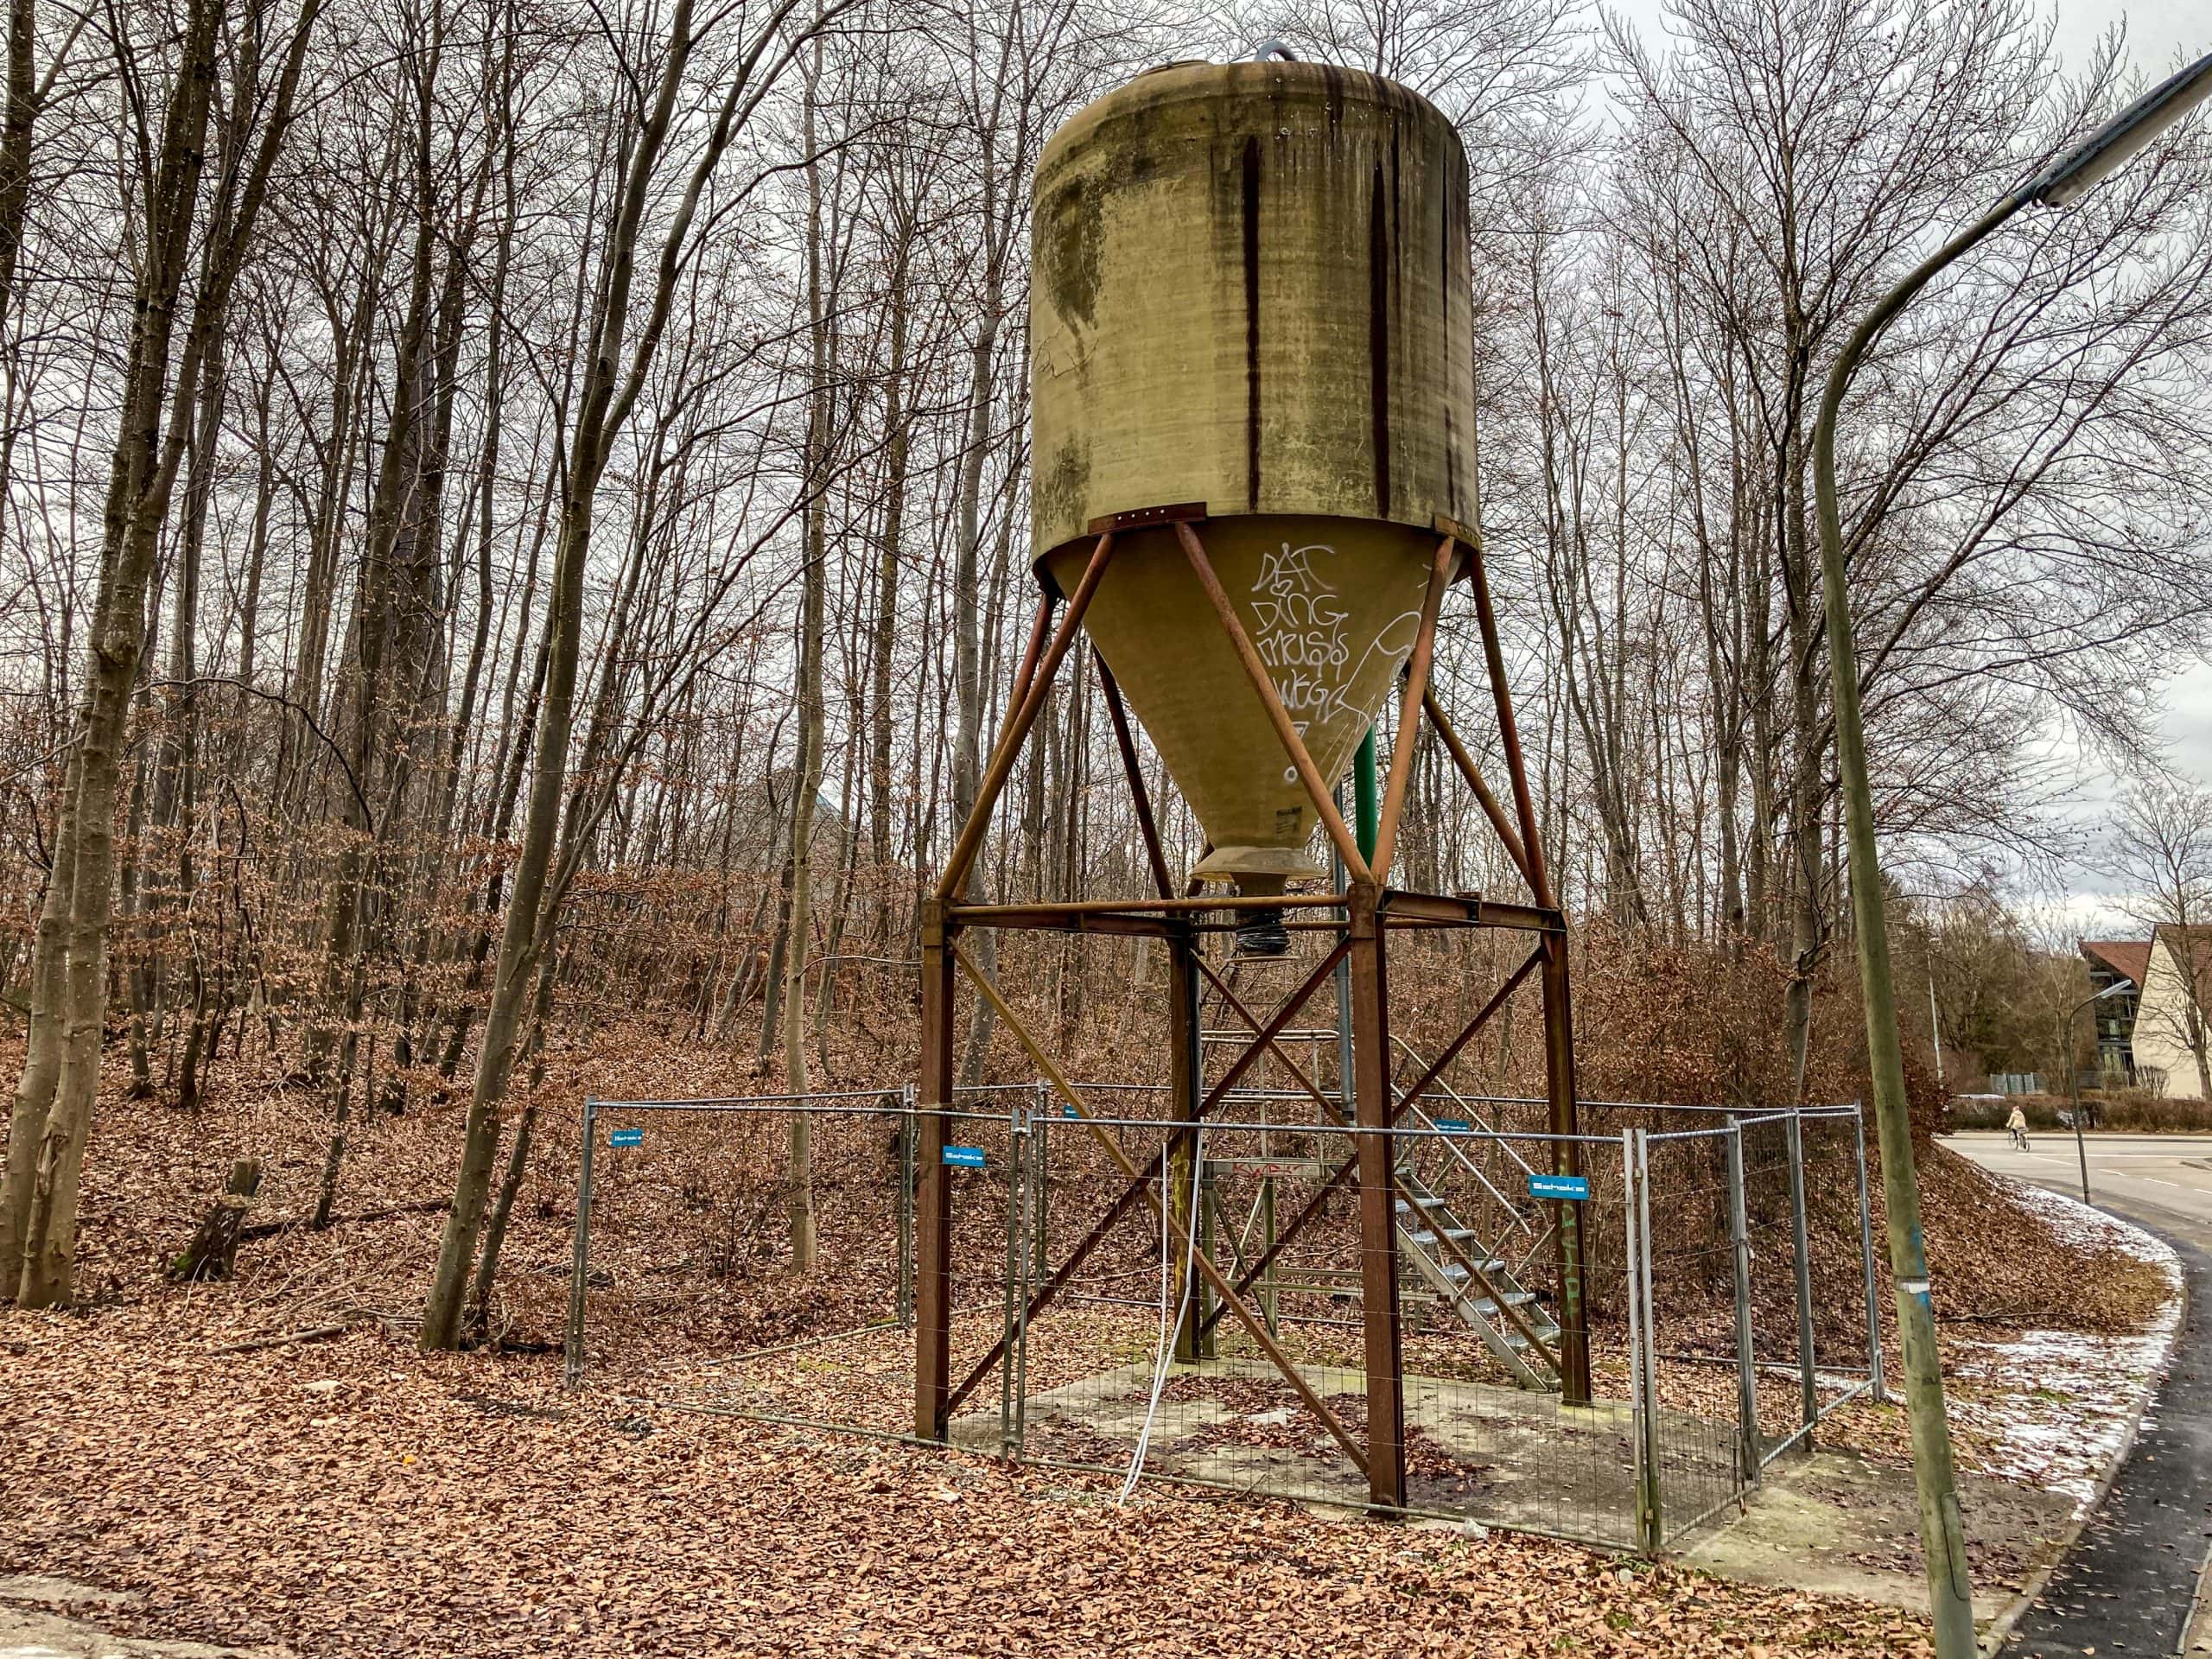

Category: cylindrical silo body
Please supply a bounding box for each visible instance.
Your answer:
[1030,58,1475,889]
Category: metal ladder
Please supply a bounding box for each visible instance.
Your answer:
[1200,950,1562,1389]
[1394,1164,1562,1392]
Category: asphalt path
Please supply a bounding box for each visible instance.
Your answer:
[1942,1131,2212,1656]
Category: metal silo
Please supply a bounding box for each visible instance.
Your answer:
[1029,56,1476,896]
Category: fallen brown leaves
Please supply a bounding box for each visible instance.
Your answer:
[0,1021,2164,1658]
[0,1307,1934,1657]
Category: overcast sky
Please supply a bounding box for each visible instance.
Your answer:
[1605,0,2204,67]
[1599,0,2211,938]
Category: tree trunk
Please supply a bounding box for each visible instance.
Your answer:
[781,49,830,1274]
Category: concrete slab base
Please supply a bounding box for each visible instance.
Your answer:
[959,1356,1735,1550]
[0,1580,269,1659]
[1681,1449,2072,1629]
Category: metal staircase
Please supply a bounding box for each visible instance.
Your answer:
[1198,949,1564,1392]
[1393,1168,1560,1390]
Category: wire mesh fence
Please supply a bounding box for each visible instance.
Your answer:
[1731,1106,1885,1469]
[564,1088,1879,1554]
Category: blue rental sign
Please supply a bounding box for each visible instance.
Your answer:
[1433,1117,1472,1135]
[1529,1173,1589,1202]
[609,1128,644,1148]
[943,1145,987,1168]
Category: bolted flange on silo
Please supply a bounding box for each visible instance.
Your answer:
[1029,55,1476,899]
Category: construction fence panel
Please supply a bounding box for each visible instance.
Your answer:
[1732,1106,1883,1468]
[568,1090,1014,1446]
[562,1091,1871,1554]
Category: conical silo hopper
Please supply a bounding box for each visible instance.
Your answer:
[1030,58,1475,899]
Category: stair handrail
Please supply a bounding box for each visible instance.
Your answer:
[1392,1173,1560,1377]
[1389,1039,1538,1236]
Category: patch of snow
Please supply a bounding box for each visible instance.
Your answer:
[1948,1182,2183,1514]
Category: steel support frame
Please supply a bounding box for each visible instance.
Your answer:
[909,512,1590,1511]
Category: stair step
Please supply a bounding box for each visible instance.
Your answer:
[1499,1322,1561,1350]
[1448,1287,1535,1313]
[1408,1227,1478,1247]
[1434,1258,1510,1278]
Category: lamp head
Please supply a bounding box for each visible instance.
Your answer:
[2026,48,2212,208]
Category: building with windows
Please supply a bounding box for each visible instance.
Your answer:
[2081,931,2212,1098]
[2080,938,2148,1084]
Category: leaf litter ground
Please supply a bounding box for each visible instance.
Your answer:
[0,1029,2180,1656]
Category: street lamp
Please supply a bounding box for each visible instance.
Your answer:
[2065,978,2135,1205]
[1812,47,2212,1659]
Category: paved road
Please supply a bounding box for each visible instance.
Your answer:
[1943,1130,2212,1221]
[1942,1132,2212,1656]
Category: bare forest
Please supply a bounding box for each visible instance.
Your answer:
[2,0,2209,1339]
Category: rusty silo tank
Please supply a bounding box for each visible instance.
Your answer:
[1030,56,1476,896]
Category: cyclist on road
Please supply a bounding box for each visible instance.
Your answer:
[2005,1103,2031,1152]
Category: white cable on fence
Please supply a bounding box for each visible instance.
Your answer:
[1118,1122,1206,1505]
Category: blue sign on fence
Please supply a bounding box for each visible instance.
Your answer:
[1529,1172,1589,1202]
[943,1145,987,1168]
[609,1128,644,1149]
[1433,1117,1472,1135]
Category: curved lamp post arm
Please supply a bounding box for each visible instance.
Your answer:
[1809,48,2212,1659]
[2065,979,2135,1204]
[1808,197,2021,1659]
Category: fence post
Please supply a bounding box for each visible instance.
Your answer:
[1852,1103,1886,1405]
[1726,1116,1760,1482]
[999,1107,1027,1457]
[1015,1099,1038,1457]
[563,1098,599,1390]
[1261,1166,1280,1337]
[1032,1081,1051,1281]
[913,900,957,1440]
[1785,1110,1818,1446]
[898,1084,916,1331]
[1196,1153,1220,1361]
[1624,1129,1662,1553]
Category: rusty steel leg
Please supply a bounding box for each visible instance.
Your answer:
[1371,537,1455,877]
[1347,880,1406,1512]
[913,899,957,1440]
[1541,927,1592,1406]
[1168,924,1204,1363]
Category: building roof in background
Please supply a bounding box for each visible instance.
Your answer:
[2081,938,2152,987]
[2154,924,2212,983]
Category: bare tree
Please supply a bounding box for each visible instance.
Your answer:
[2113,779,2212,1102]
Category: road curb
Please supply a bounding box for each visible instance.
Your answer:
[1975,1186,2189,1656]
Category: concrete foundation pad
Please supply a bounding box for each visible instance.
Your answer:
[1681,1447,2072,1624]
[961,1356,1733,1549]
[0,1580,270,1659]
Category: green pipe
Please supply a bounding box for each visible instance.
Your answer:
[1353,728,1379,865]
